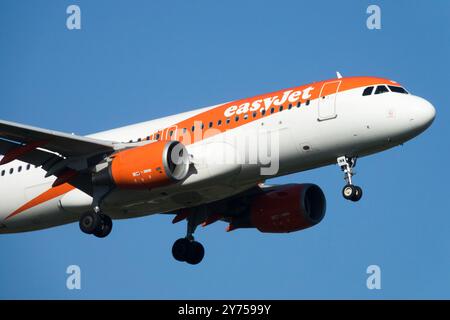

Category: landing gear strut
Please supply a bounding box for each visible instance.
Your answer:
[337,156,363,202]
[172,211,205,265]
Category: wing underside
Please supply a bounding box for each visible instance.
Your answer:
[0,120,119,195]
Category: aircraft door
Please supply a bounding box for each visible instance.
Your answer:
[318,80,341,121]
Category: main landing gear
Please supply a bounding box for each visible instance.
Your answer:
[79,186,113,238]
[172,211,205,265]
[337,156,363,202]
[79,207,113,238]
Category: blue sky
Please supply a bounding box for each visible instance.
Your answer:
[0,0,449,299]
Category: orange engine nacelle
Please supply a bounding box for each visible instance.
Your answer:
[249,184,326,233]
[93,140,190,189]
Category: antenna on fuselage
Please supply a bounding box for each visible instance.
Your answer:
[336,71,343,79]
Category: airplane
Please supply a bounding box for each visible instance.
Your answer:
[0,75,435,265]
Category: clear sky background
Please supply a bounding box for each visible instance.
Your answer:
[0,0,449,299]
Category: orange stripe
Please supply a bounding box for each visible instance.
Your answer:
[5,183,75,220]
[148,76,398,144]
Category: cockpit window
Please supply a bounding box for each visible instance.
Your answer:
[374,85,389,95]
[362,86,374,96]
[388,85,409,94]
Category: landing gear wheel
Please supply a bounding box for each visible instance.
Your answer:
[185,241,205,265]
[172,238,191,262]
[172,238,205,264]
[352,186,363,202]
[79,212,101,234]
[93,214,113,238]
[342,184,357,201]
[342,185,363,202]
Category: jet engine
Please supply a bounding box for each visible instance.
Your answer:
[229,184,326,233]
[93,140,190,189]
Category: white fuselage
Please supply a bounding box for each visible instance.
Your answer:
[0,78,435,233]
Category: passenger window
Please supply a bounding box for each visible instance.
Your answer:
[388,85,408,94]
[226,118,230,124]
[362,86,374,96]
[244,114,248,120]
[288,104,292,110]
[279,106,283,112]
[375,85,389,94]
[1,170,4,176]
[155,133,160,140]
[201,123,204,130]
[235,116,239,122]
[253,111,257,117]
[209,121,213,128]
[306,100,310,106]
[270,107,275,114]
[18,166,22,172]
[182,128,186,134]
[261,109,266,116]
[217,120,222,126]
[191,126,195,132]
[27,164,31,170]
[9,168,13,174]
[297,102,301,108]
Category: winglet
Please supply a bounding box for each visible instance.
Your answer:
[336,71,343,79]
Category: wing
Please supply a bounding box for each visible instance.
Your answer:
[0,119,115,157]
[0,120,120,194]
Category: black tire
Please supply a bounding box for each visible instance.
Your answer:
[342,184,356,201]
[351,186,363,202]
[185,241,205,265]
[79,212,101,234]
[93,214,113,238]
[172,238,191,262]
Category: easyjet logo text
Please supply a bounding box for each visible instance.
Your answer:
[224,86,314,117]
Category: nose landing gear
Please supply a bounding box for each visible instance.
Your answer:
[337,156,363,202]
